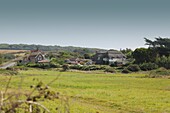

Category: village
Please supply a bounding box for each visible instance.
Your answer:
[17,48,127,68]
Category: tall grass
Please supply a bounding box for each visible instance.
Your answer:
[0,69,170,113]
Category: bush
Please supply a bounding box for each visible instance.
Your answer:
[116,66,124,70]
[26,63,51,69]
[147,67,170,78]
[110,63,116,67]
[88,65,101,70]
[3,53,15,60]
[127,64,140,72]
[49,63,61,68]
[62,64,70,71]
[69,65,82,70]
[156,56,170,69]
[122,68,130,73]
[123,61,133,67]
[13,66,28,70]
[100,65,109,70]
[81,65,89,71]
[69,65,105,71]
[140,62,158,71]
[38,64,50,69]
[27,63,39,68]
[104,67,116,73]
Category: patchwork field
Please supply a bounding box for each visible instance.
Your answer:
[0,69,170,113]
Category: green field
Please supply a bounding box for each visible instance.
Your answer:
[0,69,170,113]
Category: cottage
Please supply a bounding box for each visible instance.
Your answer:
[92,50,126,65]
[22,49,50,64]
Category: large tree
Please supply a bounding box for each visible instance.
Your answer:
[132,48,157,64]
[144,37,170,48]
[121,48,133,59]
[144,37,170,56]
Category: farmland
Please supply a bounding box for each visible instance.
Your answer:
[0,50,28,54]
[0,69,170,113]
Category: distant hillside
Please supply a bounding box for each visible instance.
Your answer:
[0,43,106,55]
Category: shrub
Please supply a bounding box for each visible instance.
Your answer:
[122,68,130,73]
[69,65,82,70]
[26,63,52,69]
[127,64,140,72]
[39,64,50,69]
[62,64,70,71]
[27,63,39,68]
[116,66,124,70]
[156,56,170,69]
[88,65,101,70]
[147,67,170,78]
[104,67,116,73]
[100,65,109,70]
[110,63,116,67]
[140,62,158,71]
[13,66,28,70]
[123,61,133,67]
[50,63,61,68]
[81,65,89,71]
[69,65,104,71]
[3,53,15,60]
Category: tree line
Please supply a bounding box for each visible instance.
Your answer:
[132,37,170,69]
[0,43,104,55]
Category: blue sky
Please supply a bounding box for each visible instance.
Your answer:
[0,0,170,50]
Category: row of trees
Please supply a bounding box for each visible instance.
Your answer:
[0,43,104,55]
[132,37,170,69]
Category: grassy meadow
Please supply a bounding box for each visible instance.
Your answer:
[0,69,170,113]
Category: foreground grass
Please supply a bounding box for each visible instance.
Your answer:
[0,69,170,113]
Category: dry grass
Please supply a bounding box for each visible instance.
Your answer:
[0,50,28,54]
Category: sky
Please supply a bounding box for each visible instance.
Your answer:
[0,0,170,50]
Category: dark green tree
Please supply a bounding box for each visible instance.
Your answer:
[132,48,157,64]
[156,55,170,69]
[121,48,133,58]
[144,37,170,56]
[84,53,91,59]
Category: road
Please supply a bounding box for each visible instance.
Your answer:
[0,57,23,69]
[0,62,17,69]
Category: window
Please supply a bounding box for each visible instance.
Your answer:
[97,57,100,60]
[37,55,43,61]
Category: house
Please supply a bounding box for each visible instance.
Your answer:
[92,49,126,65]
[65,58,92,65]
[22,49,50,64]
[65,58,80,65]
